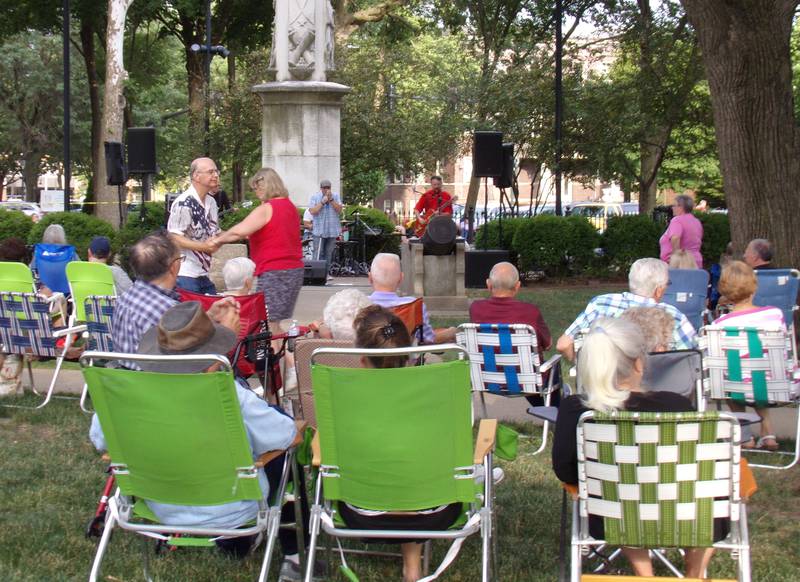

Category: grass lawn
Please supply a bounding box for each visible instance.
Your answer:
[1,285,799,581]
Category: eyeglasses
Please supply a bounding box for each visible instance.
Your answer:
[197,169,220,176]
[172,255,186,264]
[321,186,331,190]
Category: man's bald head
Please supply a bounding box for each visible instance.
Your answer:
[487,262,521,297]
[369,253,403,291]
[189,157,219,196]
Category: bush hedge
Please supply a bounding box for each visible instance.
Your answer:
[696,212,730,267]
[602,214,661,271]
[115,202,167,275]
[0,210,34,242]
[474,217,527,253]
[344,205,399,262]
[28,212,116,259]
[511,214,599,276]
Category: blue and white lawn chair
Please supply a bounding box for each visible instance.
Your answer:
[662,268,709,331]
[457,323,561,455]
[753,269,799,331]
[77,295,117,412]
[32,243,79,297]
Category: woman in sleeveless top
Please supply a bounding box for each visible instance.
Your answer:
[213,168,303,323]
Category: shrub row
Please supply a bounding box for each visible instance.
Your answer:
[475,212,731,276]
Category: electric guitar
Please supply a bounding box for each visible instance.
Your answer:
[413,195,458,238]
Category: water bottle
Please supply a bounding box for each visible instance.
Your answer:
[287,319,299,352]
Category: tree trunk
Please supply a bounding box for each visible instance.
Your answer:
[180,13,205,153]
[96,0,134,228]
[80,18,102,216]
[638,125,671,215]
[681,0,800,267]
[23,152,42,203]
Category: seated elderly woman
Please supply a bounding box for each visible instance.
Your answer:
[309,288,373,341]
[222,257,257,296]
[31,223,79,297]
[620,306,674,353]
[552,317,716,577]
[714,260,785,451]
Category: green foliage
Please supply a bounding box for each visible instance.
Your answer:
[0,210,34,242]
[344,205,399,261]
[474,217,528,253]
[602,215,661,271]
[696,212,731,267]
[220,204,254,231]
[28,212,115,259]
[342,166,387,206]
[114,203,167,275]
[511,215,599,276]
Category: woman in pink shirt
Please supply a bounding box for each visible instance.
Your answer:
[714,261,785,450]
[660,195,704,268]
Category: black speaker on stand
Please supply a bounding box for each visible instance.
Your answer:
[104,141,127,224]
[127,127,157,224]
[472,131,503,178]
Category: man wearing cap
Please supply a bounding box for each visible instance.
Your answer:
[87,236,133,294]
[308,179,342,280]
[89,301,309,575]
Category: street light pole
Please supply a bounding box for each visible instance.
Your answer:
[62,0,71,212]
[554,0,563,216]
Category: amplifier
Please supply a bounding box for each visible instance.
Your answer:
[465,250,511,288]
[303,259,327,285]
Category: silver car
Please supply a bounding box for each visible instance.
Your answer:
[0,201,44,222]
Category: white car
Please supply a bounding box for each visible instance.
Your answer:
[569,202,638,232]
[0,201,44,222]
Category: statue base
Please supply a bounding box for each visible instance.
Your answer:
[400,241,469,316]
[252,81,350,207]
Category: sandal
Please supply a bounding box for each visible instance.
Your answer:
[757,435,779,451]
[740,436,757,449]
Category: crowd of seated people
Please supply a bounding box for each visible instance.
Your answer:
[10,203,778,581]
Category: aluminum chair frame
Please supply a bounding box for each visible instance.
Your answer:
[457,323,561,455]
[81,351,304,582]
[305,345,496,582]
[701,324,800,470]
[570,410,751,582]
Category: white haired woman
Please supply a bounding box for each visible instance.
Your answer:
[552,317,716,577]
[660,194,704,268]
[309,288,373,340]
[222,257,256,296]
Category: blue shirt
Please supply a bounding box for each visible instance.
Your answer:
[89,378,297,529]
[111,280,180,359]
[369,290,435,344]
[308,191,342,238]
[564,291,697,350]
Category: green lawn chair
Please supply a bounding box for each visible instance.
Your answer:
[0,260,37,294]
[66,262,117,413]
[80,350,304,582]
[570,410,750,582]
[306,345,497,582]
[66,261,116,323]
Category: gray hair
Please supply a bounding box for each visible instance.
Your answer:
[674,194,694,214]
[323,289,374,340]
[223,257,256,291]
[42,224,67,245]
[620,307,674,352]
[370,253,402,289]
[628,258,669,298]
[747,238,772,262]
[129,231,179,282]
[488,262,519,291]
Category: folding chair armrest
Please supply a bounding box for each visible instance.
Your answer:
[43,292,65,305]
[254,420,307,468]
[311,431,321,467]
[53,324,88,338]
[539,353,561,374]
[473,418,497,464]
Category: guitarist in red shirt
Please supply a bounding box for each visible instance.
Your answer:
[412,176,456,237]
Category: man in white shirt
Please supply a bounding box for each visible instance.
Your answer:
[167,157,222,294]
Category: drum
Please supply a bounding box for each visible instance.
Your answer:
[421,215,457,255]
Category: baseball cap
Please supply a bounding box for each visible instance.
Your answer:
[89,236,111,257]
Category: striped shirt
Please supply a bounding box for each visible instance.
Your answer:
[167,186,219,278]
[564,292,697,350]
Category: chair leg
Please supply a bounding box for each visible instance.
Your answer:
[480,391,488,419]
[259,506,282,582]
[532,390,552,456]
[88,508,116,582]
[79,382,92,414]
[25,357,34,392]
[304,477,324,582]
[422,541,431,576]
[738,505,751,582]
[292,460,308,570]
[558,490,568,582]
[142,535,155,582]
[570,500,581,582]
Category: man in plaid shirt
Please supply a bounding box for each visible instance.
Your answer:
[112,232,239,363]
[556,258,697,360]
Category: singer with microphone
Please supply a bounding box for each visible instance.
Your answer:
[309,179,343,280]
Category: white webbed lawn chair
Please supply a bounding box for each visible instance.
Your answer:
[457,323,562,455]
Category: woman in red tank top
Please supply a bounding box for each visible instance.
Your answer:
[212,168,303,323]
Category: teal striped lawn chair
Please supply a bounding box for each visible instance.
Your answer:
[457,323,561,454]
[571,410,750,582]
[701,325,800,470]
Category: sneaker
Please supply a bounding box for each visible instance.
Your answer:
[279,557,327,581]
[474,466,505,486]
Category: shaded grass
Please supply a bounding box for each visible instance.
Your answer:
[1,284,798,580]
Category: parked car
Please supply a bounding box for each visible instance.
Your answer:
[0,200,44,222]
[569,202,629,232]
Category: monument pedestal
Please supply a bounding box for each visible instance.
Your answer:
[252,81,350,207]
[400,241,469,316]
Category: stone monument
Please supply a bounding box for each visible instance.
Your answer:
[253,0,349,207]
[400,241,469,316]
